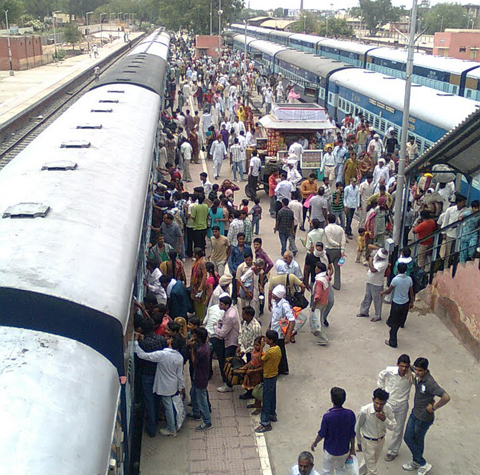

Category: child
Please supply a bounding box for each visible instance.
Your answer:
[356,227,367,265]
[236,336,264,406]
[255,330,282,433]
[241,198,249,214]
[250,197,262,235]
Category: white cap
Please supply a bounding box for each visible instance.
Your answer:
[272,285,286,298]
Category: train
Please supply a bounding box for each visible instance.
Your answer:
[230,23,480,101]
[0,29,170,474]
[232,33,480,199]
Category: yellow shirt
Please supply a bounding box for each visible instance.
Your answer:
[262,345,282,378]
[357,235,366,251]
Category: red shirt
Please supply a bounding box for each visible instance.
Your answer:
[413,219,437,246]
[269,175,278,197]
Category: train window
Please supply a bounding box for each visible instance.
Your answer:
[380,120,386,133]
[3,203,50,219]
[61,140,91,148]
[374,117,380,129]
[41,161,78,171]
[77,123,103,129]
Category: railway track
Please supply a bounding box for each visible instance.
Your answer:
[0,37,143,170]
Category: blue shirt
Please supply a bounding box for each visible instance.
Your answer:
[318,407,356,456]
[391,274,413,305]
[228,244,252,275]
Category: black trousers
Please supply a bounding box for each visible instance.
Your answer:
[193,228,207,252]
[277,338,289,374]
[186,226,194,257]
[387,302,410,347]
[210,337,237,386]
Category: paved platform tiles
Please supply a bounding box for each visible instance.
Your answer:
[0,33,143,126]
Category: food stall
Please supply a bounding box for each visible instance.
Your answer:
[258,103,336,178]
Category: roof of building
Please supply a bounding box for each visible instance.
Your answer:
[405,108,480,178]
[260,19,298,30]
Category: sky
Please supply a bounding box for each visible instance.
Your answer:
[247,0,475,11]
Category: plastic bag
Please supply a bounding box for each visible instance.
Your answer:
[344,455,359,475]
[172,394,186,431]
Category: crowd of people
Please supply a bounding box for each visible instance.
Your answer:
[130,31,473,475]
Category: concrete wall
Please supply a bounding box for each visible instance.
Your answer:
[434,30,480,61]
[0,36,47,70]
[422,261,480,361]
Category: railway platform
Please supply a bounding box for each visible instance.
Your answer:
[0,32,143,128]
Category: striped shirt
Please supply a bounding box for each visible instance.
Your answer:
[332,190,344,213]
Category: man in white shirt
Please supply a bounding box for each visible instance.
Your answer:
[290,451,320,475]
[289,140,304,163]
[440,194,468,267]
[135,338,185,437]
[264,87,273,114]
[200,172,213,197]
[324,214,347,290]
[145,260,167,304]
[247,149,262,197]
[343,178,360,238]
[359,174,374,226]
[321,146,336,182]
[180,140,193,182]
[333,140,348,184]
[286,159,302,185]
[275,171,295,213]
[373,158,390,187]
[377,355,413,462]
[369,134,384,162]
[355,388,396,475]
[275,251,303,280]
[289,191,304,234]
[210,136,227,180]
[238,130,247,170]
[357,248,388,322]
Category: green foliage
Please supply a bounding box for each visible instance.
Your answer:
[152,0,242,34]
[22,16,44,30]
[63,22,82,48]
[291,11,320,34]
[424,3,469,34]
[272,7,284,18]
[22,0,61,19]
[235,8,268,21]
[0,0,25,25]
[317,17,354,38]
[358,0,402,36]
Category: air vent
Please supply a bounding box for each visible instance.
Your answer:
[131,60,144,64]
[107,90,124,93]
[117,78,132,82]
[3,203,50,219]
[99,99,119,103]
[77,123,102,129]
[122,70,137,74]
[42,161,78,171]
[91,108,113,113]
[127,65,140,68]
[437,93,454,96]
[383,77,396,79]
[412,84,422,87]
[60,140,91,148]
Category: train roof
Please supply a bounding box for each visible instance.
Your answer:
[249,39,288,56]
[329,69,480,131]
[369,47,480,74]
[232,34,258,46]
[268,30,294,39]
[289,33,326,45]
[276,49,353,77]
[0,84,161,330]
[0,327,120,474]
[319,38,378,55]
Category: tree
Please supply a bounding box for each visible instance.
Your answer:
[272,7,283,18]
[235,8,268,21]
[317,17,354,38]
[358,0,401,36]
[0,0,25,26]
[291,11,320,34]
[63,22,82,49]
[424,3,469,34]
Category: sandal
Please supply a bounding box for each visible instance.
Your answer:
[255,424,272,433]
[290,335,296,343]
